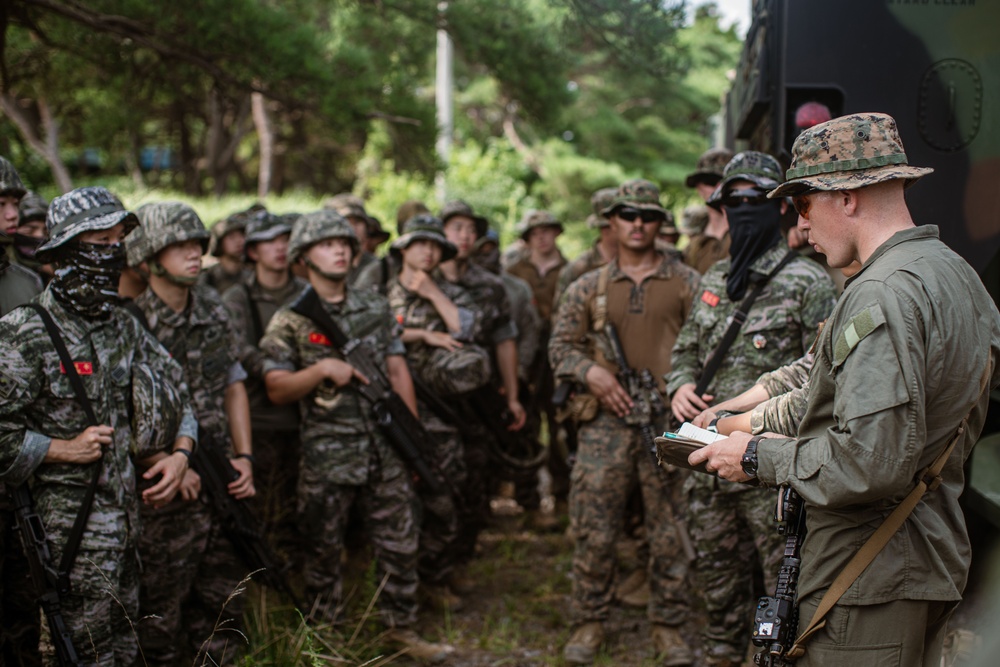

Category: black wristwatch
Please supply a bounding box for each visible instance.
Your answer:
[741,435,764,479]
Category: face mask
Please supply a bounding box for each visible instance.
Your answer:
[304,258,348,283]
[14,233,44,269]
[50,240,127,317]
[149,260,199,287]
[725,200,782,301]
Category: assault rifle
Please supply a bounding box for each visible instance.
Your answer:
[289,287,450,495]
[752,487,807,666]
[604,323,695,562]
[191,434,302,609]
[10,484,82,666]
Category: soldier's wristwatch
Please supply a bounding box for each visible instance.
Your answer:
[741,435,764,479]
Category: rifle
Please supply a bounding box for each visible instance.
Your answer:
[603,322,696,562]
[752,486,806,666]
[289,287,449,495]
[190,434,303,610]
[460,384,549,471]
[10,485,82,666]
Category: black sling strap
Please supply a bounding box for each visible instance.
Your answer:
[242,283,265,345]
[20,303,103,595]
[694,249,798,396]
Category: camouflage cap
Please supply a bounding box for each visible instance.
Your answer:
[518,209,563,240]
[208,204,263,257]
[591,188,618,216]
[37,187,138,263]
[323,192,368,220]
[391,214,457,262]
[288,209,358,262]
[131,362,186,459]
[684,147,734,188]
[244,210,293,247]
[439,199,489,238]
[130,201,209,267]
[473,228,500,252]
[0,156,27,198]
[367,215,391,244]
[396,200,430,234]
[602,179,667,217]
[660,209,677,234]
[679,204,709,235]
[769,112,934,198]
[19,191,48,224]
[586,213,608,230]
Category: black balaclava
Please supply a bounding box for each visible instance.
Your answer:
[725,200,782,301]
[50,241,127,318]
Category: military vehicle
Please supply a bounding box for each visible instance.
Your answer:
[720,0,1000,546]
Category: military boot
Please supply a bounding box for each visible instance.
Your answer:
[620,578,650,608]
[615,568,647,599]
[421,583,465,613]
[384,628,455,663]
[651,624,694,667]
[563,622,604,665]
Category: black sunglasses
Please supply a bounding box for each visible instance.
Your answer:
[616,208,665,224]
[719,188,772,209]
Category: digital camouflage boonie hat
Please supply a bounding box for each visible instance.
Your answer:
[769,112,934,198]
[439,199,489,238]
[0,156,27,198]
[602,179,667,217]
[37,187,138,263]
[208,204,262,257]
[518,209,563,240]
[684,147,734,188]
[391,214,457,262]
[19,191,48,224]
[288,209,358,262]
[130,201,209,267]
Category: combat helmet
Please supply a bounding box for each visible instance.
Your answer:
[19,191,48,224]
[129,201,209,267]
[243,210,293,261]
[37,187,138,263]
[131,363,187,460]
[288,209,358,262]
[208,204,262,257]
[391,214,457,262]
[518,209,563,240]
[708,152,784,209]
[0,156,27,199]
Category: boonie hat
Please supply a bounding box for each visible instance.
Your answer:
[38,187,137,262]
[518,209,563,240]
[391,214,457,262]
[439,200,489,238]
[602,179,667,217]
[684,148,734,188]
[769,112,933,198]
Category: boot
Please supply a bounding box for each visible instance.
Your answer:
[384,628,455,664]
[563,622,604,665]
[615,568,647,599]
[524,508,561,533]
[619,578,650,608]
[650,624,694,667]
[421,583,465,613]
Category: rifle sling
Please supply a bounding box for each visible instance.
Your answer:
[694,249,797,396]
[243,283,265,345]
[20,303,103,596]
[786,361,992,660]
[290,286,351,348]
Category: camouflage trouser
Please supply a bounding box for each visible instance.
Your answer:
[417,425,466,586]
[248,428,302,562]
[60,547,140,667]
[687,483,785,664]
[298,463,419,628]
[0,509,42,667]
[453,424,491,565]
[569,411,689,626]
[138,500,247,666]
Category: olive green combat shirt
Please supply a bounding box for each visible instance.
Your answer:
[757,226,1000,605]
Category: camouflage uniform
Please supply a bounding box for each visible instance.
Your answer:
[129,202,250,666]
[0,187,196,667]
[260,210,420,628]
[684,148,733,275]
[666,154,837,665]
[222,213,306,558]
[749,352,815,436]
[0,159,42,317]
[550,201,701,634]
[201,209,255,296]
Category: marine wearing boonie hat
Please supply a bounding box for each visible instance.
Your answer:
[391,214,457,262]
[768,112,933,199]
[601,179,668,217]
[37,187,137,263]
[518,209,563,240]
[685,147,734,188]
[439,199,489,238]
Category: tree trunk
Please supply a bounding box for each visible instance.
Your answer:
[1,93,74,192]
[251,91,274,200]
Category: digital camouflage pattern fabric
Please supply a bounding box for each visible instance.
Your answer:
[0,156,26,197]
[0,289,194,665]
[36,187,136,264]
[130,201,210,268]
[288,209,358,262]
[601,179,667,216]
[708,151,785,207]
[749,351,815,436]
[685,147,734,188]
[769,112,934,198]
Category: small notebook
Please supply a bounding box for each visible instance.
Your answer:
[654,422,726,474]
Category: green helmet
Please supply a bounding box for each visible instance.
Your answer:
[288,209,358,262]
[36,187,138,263]
[208,204,263,257]
[130,201,209,267]
[131,363,187,459]
[19,191,48,224]
[708,151,785,209]
[0,156,27,199]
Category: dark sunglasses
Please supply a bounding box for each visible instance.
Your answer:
[719,188,771,209]
[791,189,821,220]
[616,208,665,224]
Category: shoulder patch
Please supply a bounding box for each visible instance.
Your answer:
[701,290,721,307]
[833,303,885,367]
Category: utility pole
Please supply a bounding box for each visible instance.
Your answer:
[435,1,453,205]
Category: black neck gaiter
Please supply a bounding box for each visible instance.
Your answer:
[50,241,127,318]
[725,202,782,301]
